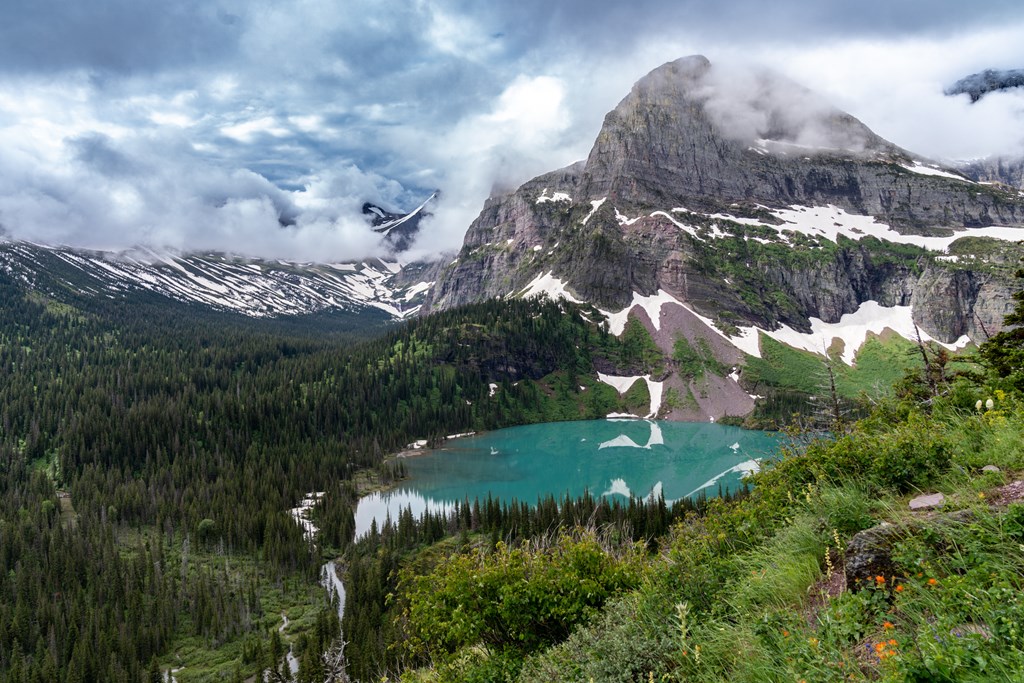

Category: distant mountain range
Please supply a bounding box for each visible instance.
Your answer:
[0,193,443,327]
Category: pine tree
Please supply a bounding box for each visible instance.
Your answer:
[980,262,1024,389]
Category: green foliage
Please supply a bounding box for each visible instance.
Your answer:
[673,336,727,380]
[396,531,646,664]
[980,264,1024,391]
[743,334,828,394]
[603,318,665,375]
[0,269,627,682]
[621,378,651,413]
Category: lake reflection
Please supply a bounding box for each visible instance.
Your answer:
[355,419,777,538]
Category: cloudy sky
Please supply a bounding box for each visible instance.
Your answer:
[1,0,1022,261]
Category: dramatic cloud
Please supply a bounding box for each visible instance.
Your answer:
[1,1,1023,260]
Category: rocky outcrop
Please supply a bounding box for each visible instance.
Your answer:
[945,68,1024,103]
[911,265,1017,342]
[844,522,904,590]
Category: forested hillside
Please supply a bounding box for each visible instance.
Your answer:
[0,272,650,682]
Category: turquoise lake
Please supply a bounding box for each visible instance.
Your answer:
[354,419,779,537]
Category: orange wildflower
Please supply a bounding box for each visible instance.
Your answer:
[895,585,904,593]
[883,621,894,630]
[928,578,938,586]
[875,575,886,584]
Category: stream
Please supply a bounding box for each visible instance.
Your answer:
[287,493,348,678]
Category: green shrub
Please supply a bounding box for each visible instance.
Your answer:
[395,530,647,663]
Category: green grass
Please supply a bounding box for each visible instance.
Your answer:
[743,334,831,395]
[622,378,651,413]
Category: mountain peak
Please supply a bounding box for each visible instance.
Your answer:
[580,56,945,213]
[634,55,712,90]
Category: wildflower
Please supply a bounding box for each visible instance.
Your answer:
[987,398,995,410]
[782,630,790,637]
[875,642,886,653]
[976,399,984,411]
[808,637,819,647]
[895,584,904,593]
[979,492,986,499]
[888,639,898,646]
[996,389,1006,401]
[883,621,894,630]
[928,578,938,586]
[875,575,886,584]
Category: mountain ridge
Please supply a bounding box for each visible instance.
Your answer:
[0,196,446,328]
[425,55,1024,420]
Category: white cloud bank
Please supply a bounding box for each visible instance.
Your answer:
[0,2,1022,259]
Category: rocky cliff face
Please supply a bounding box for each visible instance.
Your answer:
[577,56,1022,229]
[427,56,1024,419]
[959,156,1024,191]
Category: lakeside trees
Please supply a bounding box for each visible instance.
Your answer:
[0,273,627,681]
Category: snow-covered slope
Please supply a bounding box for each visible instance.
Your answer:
[0,241,435,321]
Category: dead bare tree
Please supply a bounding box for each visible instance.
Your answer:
[322,638,351,683]
[913,324,940,398]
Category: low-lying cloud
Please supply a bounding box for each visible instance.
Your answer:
[695,62,880,152]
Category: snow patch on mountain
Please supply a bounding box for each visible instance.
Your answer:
[597,373,664,418]
[0,242,433,320]
[900,162,973,183]
[734,301,971,365]
[536,189,572,204]
[713,204,1024,251]
[518,271,583,303]
[583,198,607,225]
[373,193,437,236]
[599,290,680,335]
